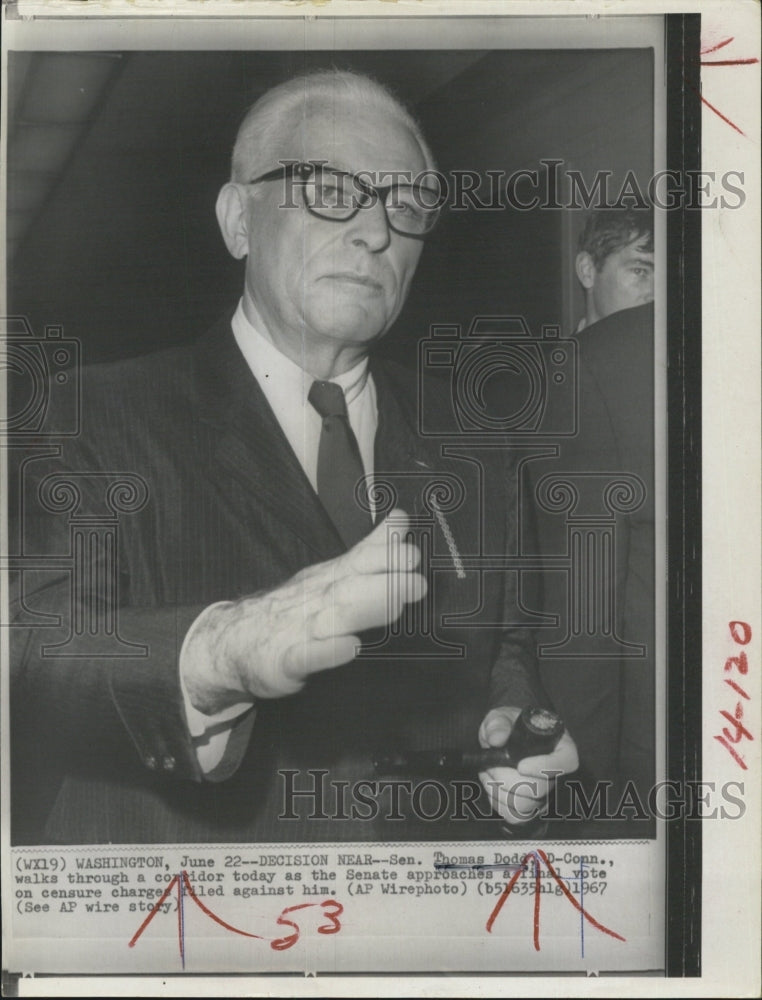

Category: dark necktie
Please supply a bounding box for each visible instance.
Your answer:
[308,379,373,548]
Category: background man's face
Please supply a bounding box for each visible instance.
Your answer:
[584,235,654,325]
[243,104,427,367]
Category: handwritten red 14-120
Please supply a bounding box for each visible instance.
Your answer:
[715,620,754,770]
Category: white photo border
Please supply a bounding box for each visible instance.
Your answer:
[1,1,759,996]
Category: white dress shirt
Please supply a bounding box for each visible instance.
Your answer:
[181,300,379,772]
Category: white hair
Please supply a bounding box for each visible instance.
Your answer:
[230,68,436,182]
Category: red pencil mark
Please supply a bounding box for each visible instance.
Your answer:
[725,651,748,674]
[701,58,759,66]
[714,735,748,770]
[730,621,752,645]
[177,870,184,967]
[532,855,541,951]
[686,81,746,137]
[700,37,759,66]
[725,677,750,699]
[316,900,343,936]
[720,704,754,744]
[181,871,266,942]
[715,620,755,771]
[129,869,344,962]
[485,857,525,934]
[700,36,734,55]
[485,850,624,950]
[687,37,759,136]
[271,900,344,951]
[128,873,178,949]
[538,851,625,943]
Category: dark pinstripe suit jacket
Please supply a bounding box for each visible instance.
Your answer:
[11,316,545,845]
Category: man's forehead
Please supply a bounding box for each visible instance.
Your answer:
[623,235,654,257]
[281,106,426,175]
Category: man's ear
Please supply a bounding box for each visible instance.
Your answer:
[575,251,597,290]
[216,183,250,259]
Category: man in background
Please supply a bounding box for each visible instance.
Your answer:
[535,208,655,824]
[575,207,654,329]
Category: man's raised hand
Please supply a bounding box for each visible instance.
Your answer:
[183,510,425,714]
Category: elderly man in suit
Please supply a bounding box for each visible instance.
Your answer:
[11,70,577,845]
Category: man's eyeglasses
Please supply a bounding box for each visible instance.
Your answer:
[245,161,445,239]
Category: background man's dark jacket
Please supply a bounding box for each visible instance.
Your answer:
[11,316,546,845]
[532,302,655,806]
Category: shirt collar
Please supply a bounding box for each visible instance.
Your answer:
[231,298,370,405]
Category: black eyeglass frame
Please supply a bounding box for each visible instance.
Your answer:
[245,160,446,240]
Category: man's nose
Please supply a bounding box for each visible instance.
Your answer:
[343,196,391,252]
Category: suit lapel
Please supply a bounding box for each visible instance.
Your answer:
[371,360,444,518]
[193,318,345,561]
[191,322,451,559]
[371,361,474,599]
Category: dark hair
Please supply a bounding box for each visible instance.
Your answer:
[578,208,653,268]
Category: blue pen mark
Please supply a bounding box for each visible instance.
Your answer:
[579,860,586,958]
[434,862,524,873]
[178,869,185,970]
[442,848,624,952]
[129,868,344,966]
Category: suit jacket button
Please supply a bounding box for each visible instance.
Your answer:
[145,754,157,770]
[162,756,176,772]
